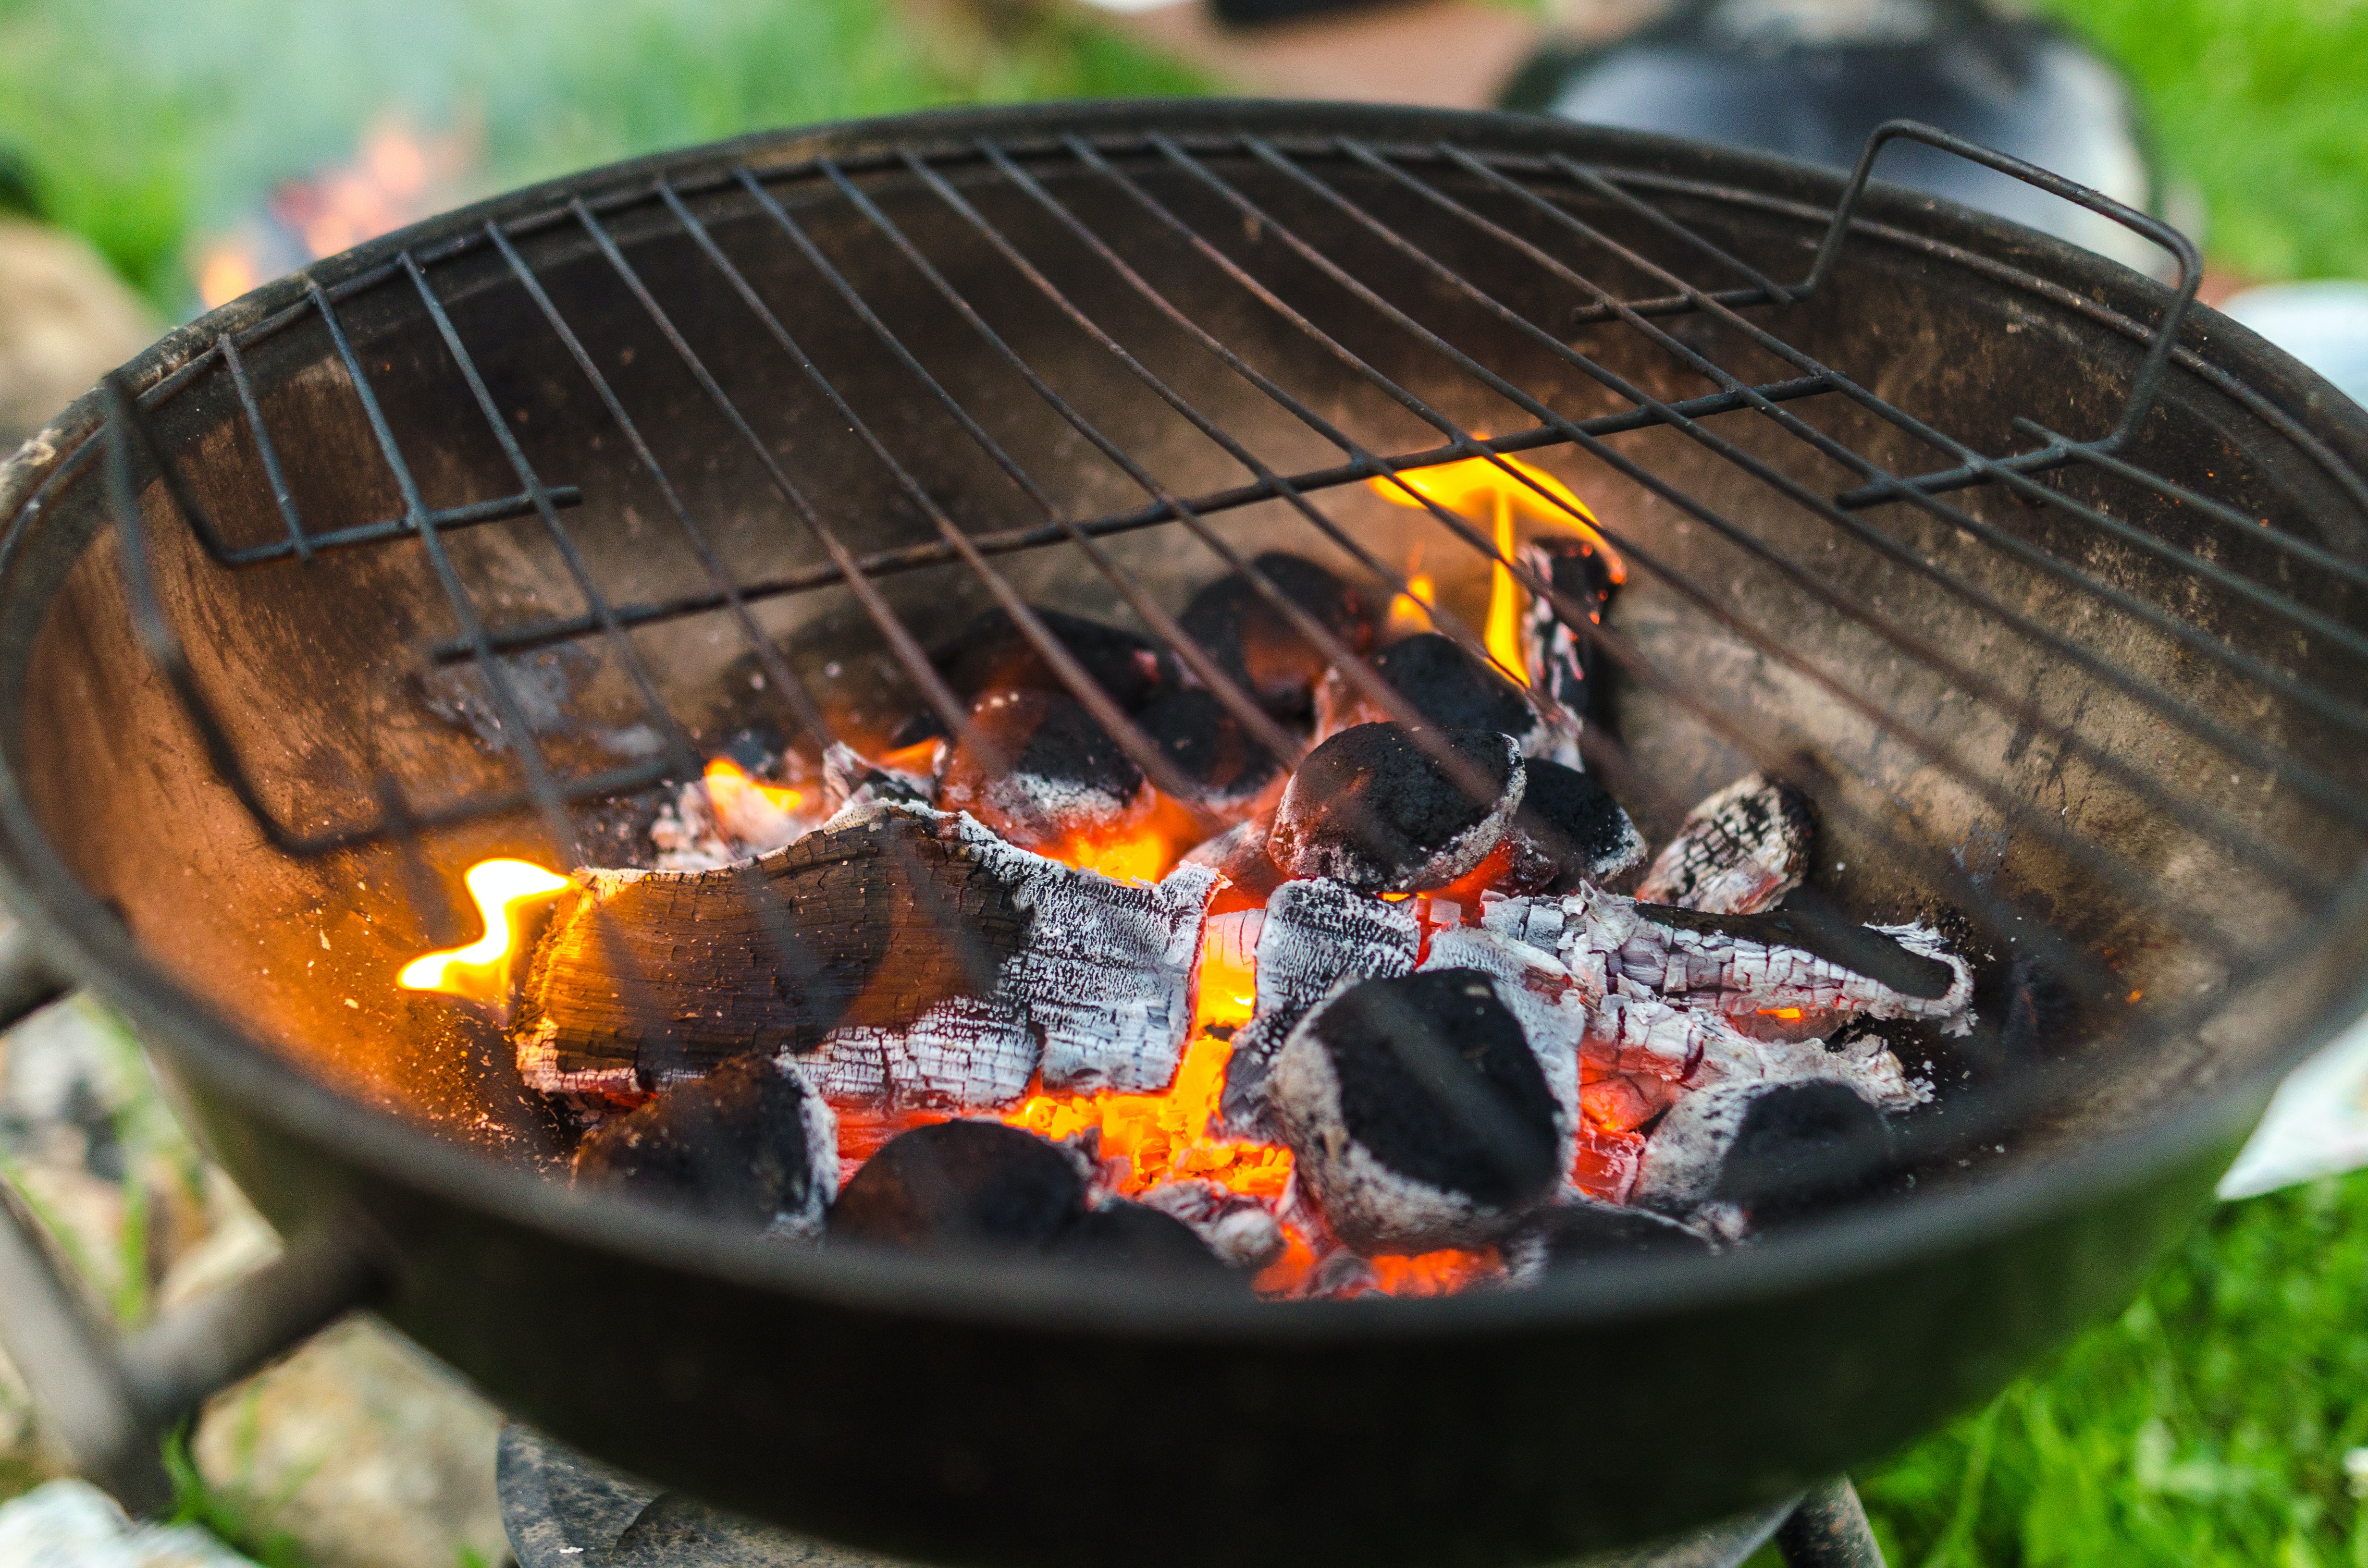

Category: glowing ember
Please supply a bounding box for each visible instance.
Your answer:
[703,756,805,846]
[1002,907,1285,1197]
[397,858,570,1008]
[1039,793,1203,886]
[1371,453,1621,687]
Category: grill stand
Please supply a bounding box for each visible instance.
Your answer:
[496,1425,1884,1568]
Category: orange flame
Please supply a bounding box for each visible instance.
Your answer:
[702,755,808,849]
[1037,792,1203,887]
[397,858,570,1006]
[1370,453,1620,687]
[1002,909,1284,1198]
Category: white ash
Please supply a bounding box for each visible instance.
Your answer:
[1635,772,1816,915]
[1139,1179,1286,1271]
[785,810,1218,1109]
[1628,1047,1918,1232]
[1510,886,1975,1036]
[822,739,938,814]
[1216,878,1421,1139]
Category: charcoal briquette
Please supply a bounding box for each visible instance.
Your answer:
[1500,759,1645,894]
[572,1054,837,1238]
[936,689,1149,853]
[932,605,1167,711]
[1268,723,1524,892]
[827,1120,1086,1251]
[1177,551,1375,721]
[1049,1200,1235,1280]
[1269,968,1565,1253]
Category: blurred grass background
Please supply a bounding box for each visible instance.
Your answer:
[0,0,2363,1564]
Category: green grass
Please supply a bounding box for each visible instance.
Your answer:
[1822,1172,2368,1568]
[2037,0,2368,281]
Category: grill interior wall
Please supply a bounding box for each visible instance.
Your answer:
[7,142,2366,1173]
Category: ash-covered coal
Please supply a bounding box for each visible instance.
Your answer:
[1632,1076,1899,1237]
[1636,772,1816,916]
[1267,723,1524,893]
[1137,686,1284,814]
[1270,968,1566,1254]
[1139,1179,1286,1271]
[1218,877,1420,1139]
[1050,1200,1233,1279]
[573,1054,838,1239]
[1178,551,1374,721]
[1500,759,1644,895]
[937,689,1150,856]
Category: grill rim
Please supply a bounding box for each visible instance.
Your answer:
[1,98,2365,1335]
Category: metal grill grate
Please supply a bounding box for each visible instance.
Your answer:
[34,113,2368,1169]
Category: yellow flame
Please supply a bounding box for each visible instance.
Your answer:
[1370,453,1619,688]
[397,858,571,1006]
[704,756,803,817]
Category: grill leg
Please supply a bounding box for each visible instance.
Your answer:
[1776,1479,1884,1568]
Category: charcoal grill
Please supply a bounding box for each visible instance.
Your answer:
[0,99,2365,1568]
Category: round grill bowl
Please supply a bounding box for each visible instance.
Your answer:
[2,102,2366,1566]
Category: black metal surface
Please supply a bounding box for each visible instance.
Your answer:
[0,100,2362,1567]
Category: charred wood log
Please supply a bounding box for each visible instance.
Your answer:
[1635,772,1817,915]
[1267,723,1524,892]
[571,1053,838,1238]
[1217,878,1421,1139]
[1269,968,1567,1254]
[514,804,1214,1107]
[1178,551,1375,722]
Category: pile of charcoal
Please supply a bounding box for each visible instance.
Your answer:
[507,548,1974,1296]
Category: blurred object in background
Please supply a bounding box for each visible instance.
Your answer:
[0,168,156,453]
[2217,281,2368,411]
[1504,0,2167,274]
[193,115,478,311]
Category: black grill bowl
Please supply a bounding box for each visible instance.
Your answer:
[3,101,2367,1566]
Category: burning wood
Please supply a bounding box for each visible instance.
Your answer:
[1267,723,1524,892]
[1268,968,1568,1254]
[1634,772,1817,915]
[572,1054,838,1238]
[512,802,1214,1106]
[1519,536,1621,753]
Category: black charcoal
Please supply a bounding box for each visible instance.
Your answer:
[1178,551,1374,721]
[1500,759,1645,894]
[1269,968,1565,1253]
[931,605,1167,711]
[1050,1201,1235,1280]
[1137,686,1283,812]
[1315,633,1538,751]
[1635,772,1817,916]
[573,1054,837,1238]
[1504,1197,1710,1284]
[1180,816,1284,905]
[936,689,1149,855]
[1267,723,1524,893]
[828,1120,1085,1251]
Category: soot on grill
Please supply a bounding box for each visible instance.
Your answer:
[1267,723,1523,892]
